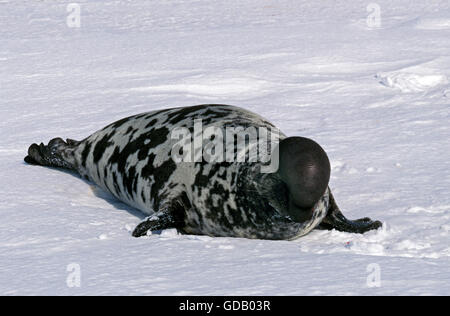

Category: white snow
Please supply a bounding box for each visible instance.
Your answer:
[0,0,449,295]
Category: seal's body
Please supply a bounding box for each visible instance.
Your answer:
[25,104,381,239]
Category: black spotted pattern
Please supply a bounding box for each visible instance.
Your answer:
[66,104,329,240]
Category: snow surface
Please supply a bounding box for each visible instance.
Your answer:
[1,0,449,295]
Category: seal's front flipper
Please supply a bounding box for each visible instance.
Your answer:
[132,200,186,237]
[317,189,382,233]
[132,211,176,237]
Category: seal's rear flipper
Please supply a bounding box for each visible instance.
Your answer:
[24,137,78,171]
[317,189,382,233]
[66,138,81,146]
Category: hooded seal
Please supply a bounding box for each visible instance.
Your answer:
[24,104,381,239]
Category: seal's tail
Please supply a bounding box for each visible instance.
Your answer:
[24,137,79,171]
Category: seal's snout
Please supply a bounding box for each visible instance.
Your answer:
[278,136,330,209]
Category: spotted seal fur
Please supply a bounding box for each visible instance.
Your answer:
[24,104,381,239]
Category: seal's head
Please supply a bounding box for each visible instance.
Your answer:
[278,136,331,222]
